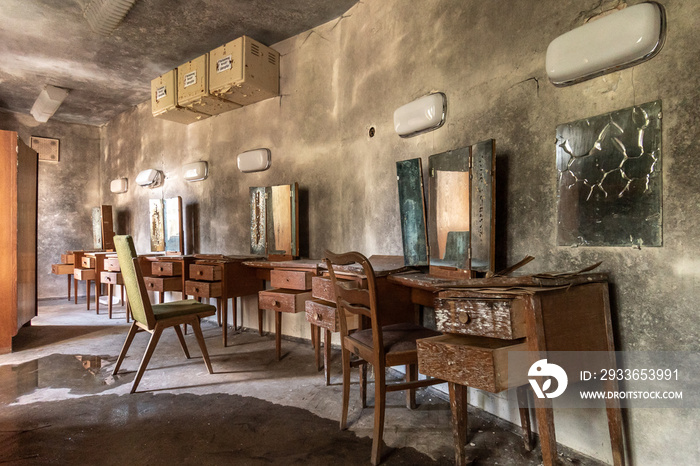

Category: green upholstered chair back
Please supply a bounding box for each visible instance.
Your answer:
[114,235,155,329]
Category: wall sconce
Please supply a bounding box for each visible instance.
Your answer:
[30,85,70,123]
[237,148,271,173]
[110,178,128,193]
[135,169,164,188]
[183,161,208,181]
[546,2,665,86]
[394,92,446,138]
[84,0,139,36]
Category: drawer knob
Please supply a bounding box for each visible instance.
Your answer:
[458,313,471,324]
[149,283,154,288]
[316,313,322,321]
[272,300,280,307]
[195,288,200,293]
[106,277,111,282]
[159,267,164,272]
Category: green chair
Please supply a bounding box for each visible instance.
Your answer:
[112,235,216,393]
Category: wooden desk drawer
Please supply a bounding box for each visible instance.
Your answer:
[434,298,526,340]
[74,268,96,281]
[312,276,361,301]
[81,256,96,269]
[100,271,123,285]
[104,258,121,272]
[305,299,338,331]
[259,289,312,313]
[417,334,527,393]
[152,261,182,276]
[52,263,73,275]
[271,270,313,290]
[185,280,222,298]
[145,276,182,292]
[190,264,222,281]
[61,253,75,265]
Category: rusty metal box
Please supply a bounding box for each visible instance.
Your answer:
[177,54,241,115]
[209,36,280,106]
[151,69,210,124]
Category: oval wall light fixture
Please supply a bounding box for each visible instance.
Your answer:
[135,169,164,188]
[110,178,128,193]
[546,2,665,86]
[183,161,208,181]
[394,92,446,138]
[237,148,271,173]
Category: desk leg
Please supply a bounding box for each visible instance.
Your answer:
[324,329,332,386]
[275,311,282,361]
[406,364,417,409]
[517,385,533,451]
[67,274,72,301]
[74,277,78,305]
[86,280,91,311]
[258,309,264,336]
[232,297,237,331]
[222,298,228,347]
[533,396,557,466]
[158,292,164,304]
[604,375,625,465]
[108,284,114,319]
[95,281,101,315]
[449,382,468,466]
[313,325,322,371]
[120,285,124,306]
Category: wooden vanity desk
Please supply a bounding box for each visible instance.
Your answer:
[387,271,625,466]
[186,255,265,346]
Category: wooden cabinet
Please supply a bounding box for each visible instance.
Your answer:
[0,130,38,354]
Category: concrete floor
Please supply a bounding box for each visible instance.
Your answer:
[0,298,607,465]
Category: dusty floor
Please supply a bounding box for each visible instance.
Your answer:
[0,298,606,465]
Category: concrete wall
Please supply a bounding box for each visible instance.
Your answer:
[0,111,101,300]
[98,0,700,463]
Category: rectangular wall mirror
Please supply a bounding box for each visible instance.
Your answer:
[250,183,299,260]
[396,158,428,266]
[149,196,183,254]
[425,139,495,278]
[92,205,115,250]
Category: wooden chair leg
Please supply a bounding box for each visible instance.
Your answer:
[360,362,368,408]
[449,382,469,466]
[190,317,213,374]
[126,300,131,323]
[174,325,191,359]
[324,329,332,386]
[517,385,533,451]
[113,321,139,376]
[406,363,417,409]
[131,326,164,394]
[371,367,387,466]
[340,345,351,430]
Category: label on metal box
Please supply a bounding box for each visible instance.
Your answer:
[156,86,167,100]
[184,71,197,88]
[217,55,232,73]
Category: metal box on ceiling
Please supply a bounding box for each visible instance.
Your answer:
[209,36,280,106]
[151,69,210,124]
[177,53,241,116]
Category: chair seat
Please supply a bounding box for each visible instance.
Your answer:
[347,323,441,354]
[152,300,216,321]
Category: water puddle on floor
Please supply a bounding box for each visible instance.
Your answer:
[0,354,130,404]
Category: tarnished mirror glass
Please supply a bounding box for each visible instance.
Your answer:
[470,140,495,273]
[250,186,267,255]
[397,158,428,266]
[428,147,471,270]
[556,100,662,247]
[92,207,103,249]
[266,183,299,257]
[163,197,183,253]
[149,199,165,252]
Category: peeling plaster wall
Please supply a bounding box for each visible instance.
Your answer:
[99,0,700,463]
[0,111,101,299]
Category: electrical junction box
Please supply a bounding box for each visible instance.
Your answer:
[177,53,241,116]
[209,36,280,107]
[151,69,210,124]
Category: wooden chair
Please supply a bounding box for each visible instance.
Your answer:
[112,235,216,393]
[324,250,443,465]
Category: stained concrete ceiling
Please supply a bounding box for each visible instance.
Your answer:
[0,0,357,127]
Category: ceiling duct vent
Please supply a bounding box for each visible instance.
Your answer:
[84,0,139,36]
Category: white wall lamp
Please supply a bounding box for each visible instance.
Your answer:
[237,148,271,173]
[110,178,128,193]
[183,161,209,182]
[394,92,446,138]
[546,2,666,86]
[135,169,164,188]
[84,0,139,36]
[30,85,70,123]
